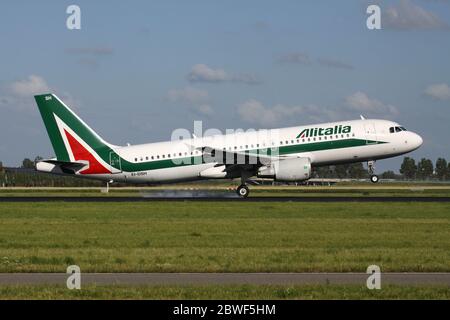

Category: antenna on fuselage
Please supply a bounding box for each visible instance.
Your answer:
[360,115,366,120]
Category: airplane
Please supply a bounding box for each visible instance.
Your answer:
[34,93,423,198]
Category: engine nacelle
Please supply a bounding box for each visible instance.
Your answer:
[199,165,227,178]
[258,158,311,182]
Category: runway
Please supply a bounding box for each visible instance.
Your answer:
[1,273,449,285]
[1,196,450,202]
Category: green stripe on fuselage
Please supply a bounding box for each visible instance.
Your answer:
[117,138,386,172]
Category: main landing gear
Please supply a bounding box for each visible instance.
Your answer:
[368,160,379,183]
[236,170,252,198]
[236,184,250,198]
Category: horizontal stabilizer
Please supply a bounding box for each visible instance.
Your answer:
[36,159,87,174]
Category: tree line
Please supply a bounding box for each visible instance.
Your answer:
[0,156,449,187]
[315,157,449,181]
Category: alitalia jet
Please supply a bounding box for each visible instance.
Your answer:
[34,94,423,198]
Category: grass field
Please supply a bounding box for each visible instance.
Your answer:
[1,188,449,299]
[1,184,450,197]
[1,284,449,300]
[0,201,449,273]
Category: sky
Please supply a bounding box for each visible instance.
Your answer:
[0,0,449,172]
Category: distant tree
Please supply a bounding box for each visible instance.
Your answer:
[21,158,35,169]
[435,158,448,181]
[34,156,43,163]
[0,161,3,172]
[400,157,417,180]
[313,166,332,178]
[348,163,366,179]
[381,170,397,179]
[334,164,350,179]
[417,158,434,180]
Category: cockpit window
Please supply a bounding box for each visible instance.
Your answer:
[390,126,407,133]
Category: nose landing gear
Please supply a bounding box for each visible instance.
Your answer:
[368,160,379,183]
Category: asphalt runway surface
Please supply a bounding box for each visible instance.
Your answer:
[1,196,450,202]
[1,273,449,285]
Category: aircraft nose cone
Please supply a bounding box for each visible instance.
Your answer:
[416,134,423,147]
[410,132,423,150]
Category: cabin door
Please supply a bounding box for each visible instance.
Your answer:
[109,151,122,173]
[363,123,377,145]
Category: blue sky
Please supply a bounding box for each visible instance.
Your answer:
[1,0,449,171]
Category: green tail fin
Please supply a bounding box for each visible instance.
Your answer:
[34,94,112,162]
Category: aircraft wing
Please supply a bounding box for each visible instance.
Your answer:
[196,146,295,172]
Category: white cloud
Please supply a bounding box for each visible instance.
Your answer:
[277,53,353,70]
[277,52,311,65]
[344,92,399,115]
[9,75,51,97]
[187,64,262,84]
[237,99,336,127]
[187,64,228,83]
[65,47,114,55]
[385,0,448,30]
[167,86,209,104]
[231,73,263,85]
[166,86,213,116]
[317,58,354,70]
[238,93,399,127]
[194,104,214,116]
[0,75,78,113]
[424,83,450,100]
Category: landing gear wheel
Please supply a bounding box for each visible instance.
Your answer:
[236,185,250,198]
[370,175,379,183]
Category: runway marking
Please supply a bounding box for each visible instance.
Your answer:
[1,273,449,285]
[1,196,450,202]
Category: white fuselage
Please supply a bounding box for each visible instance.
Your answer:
[77,119,423,184]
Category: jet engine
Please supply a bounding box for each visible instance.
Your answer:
[257,157,311,182]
